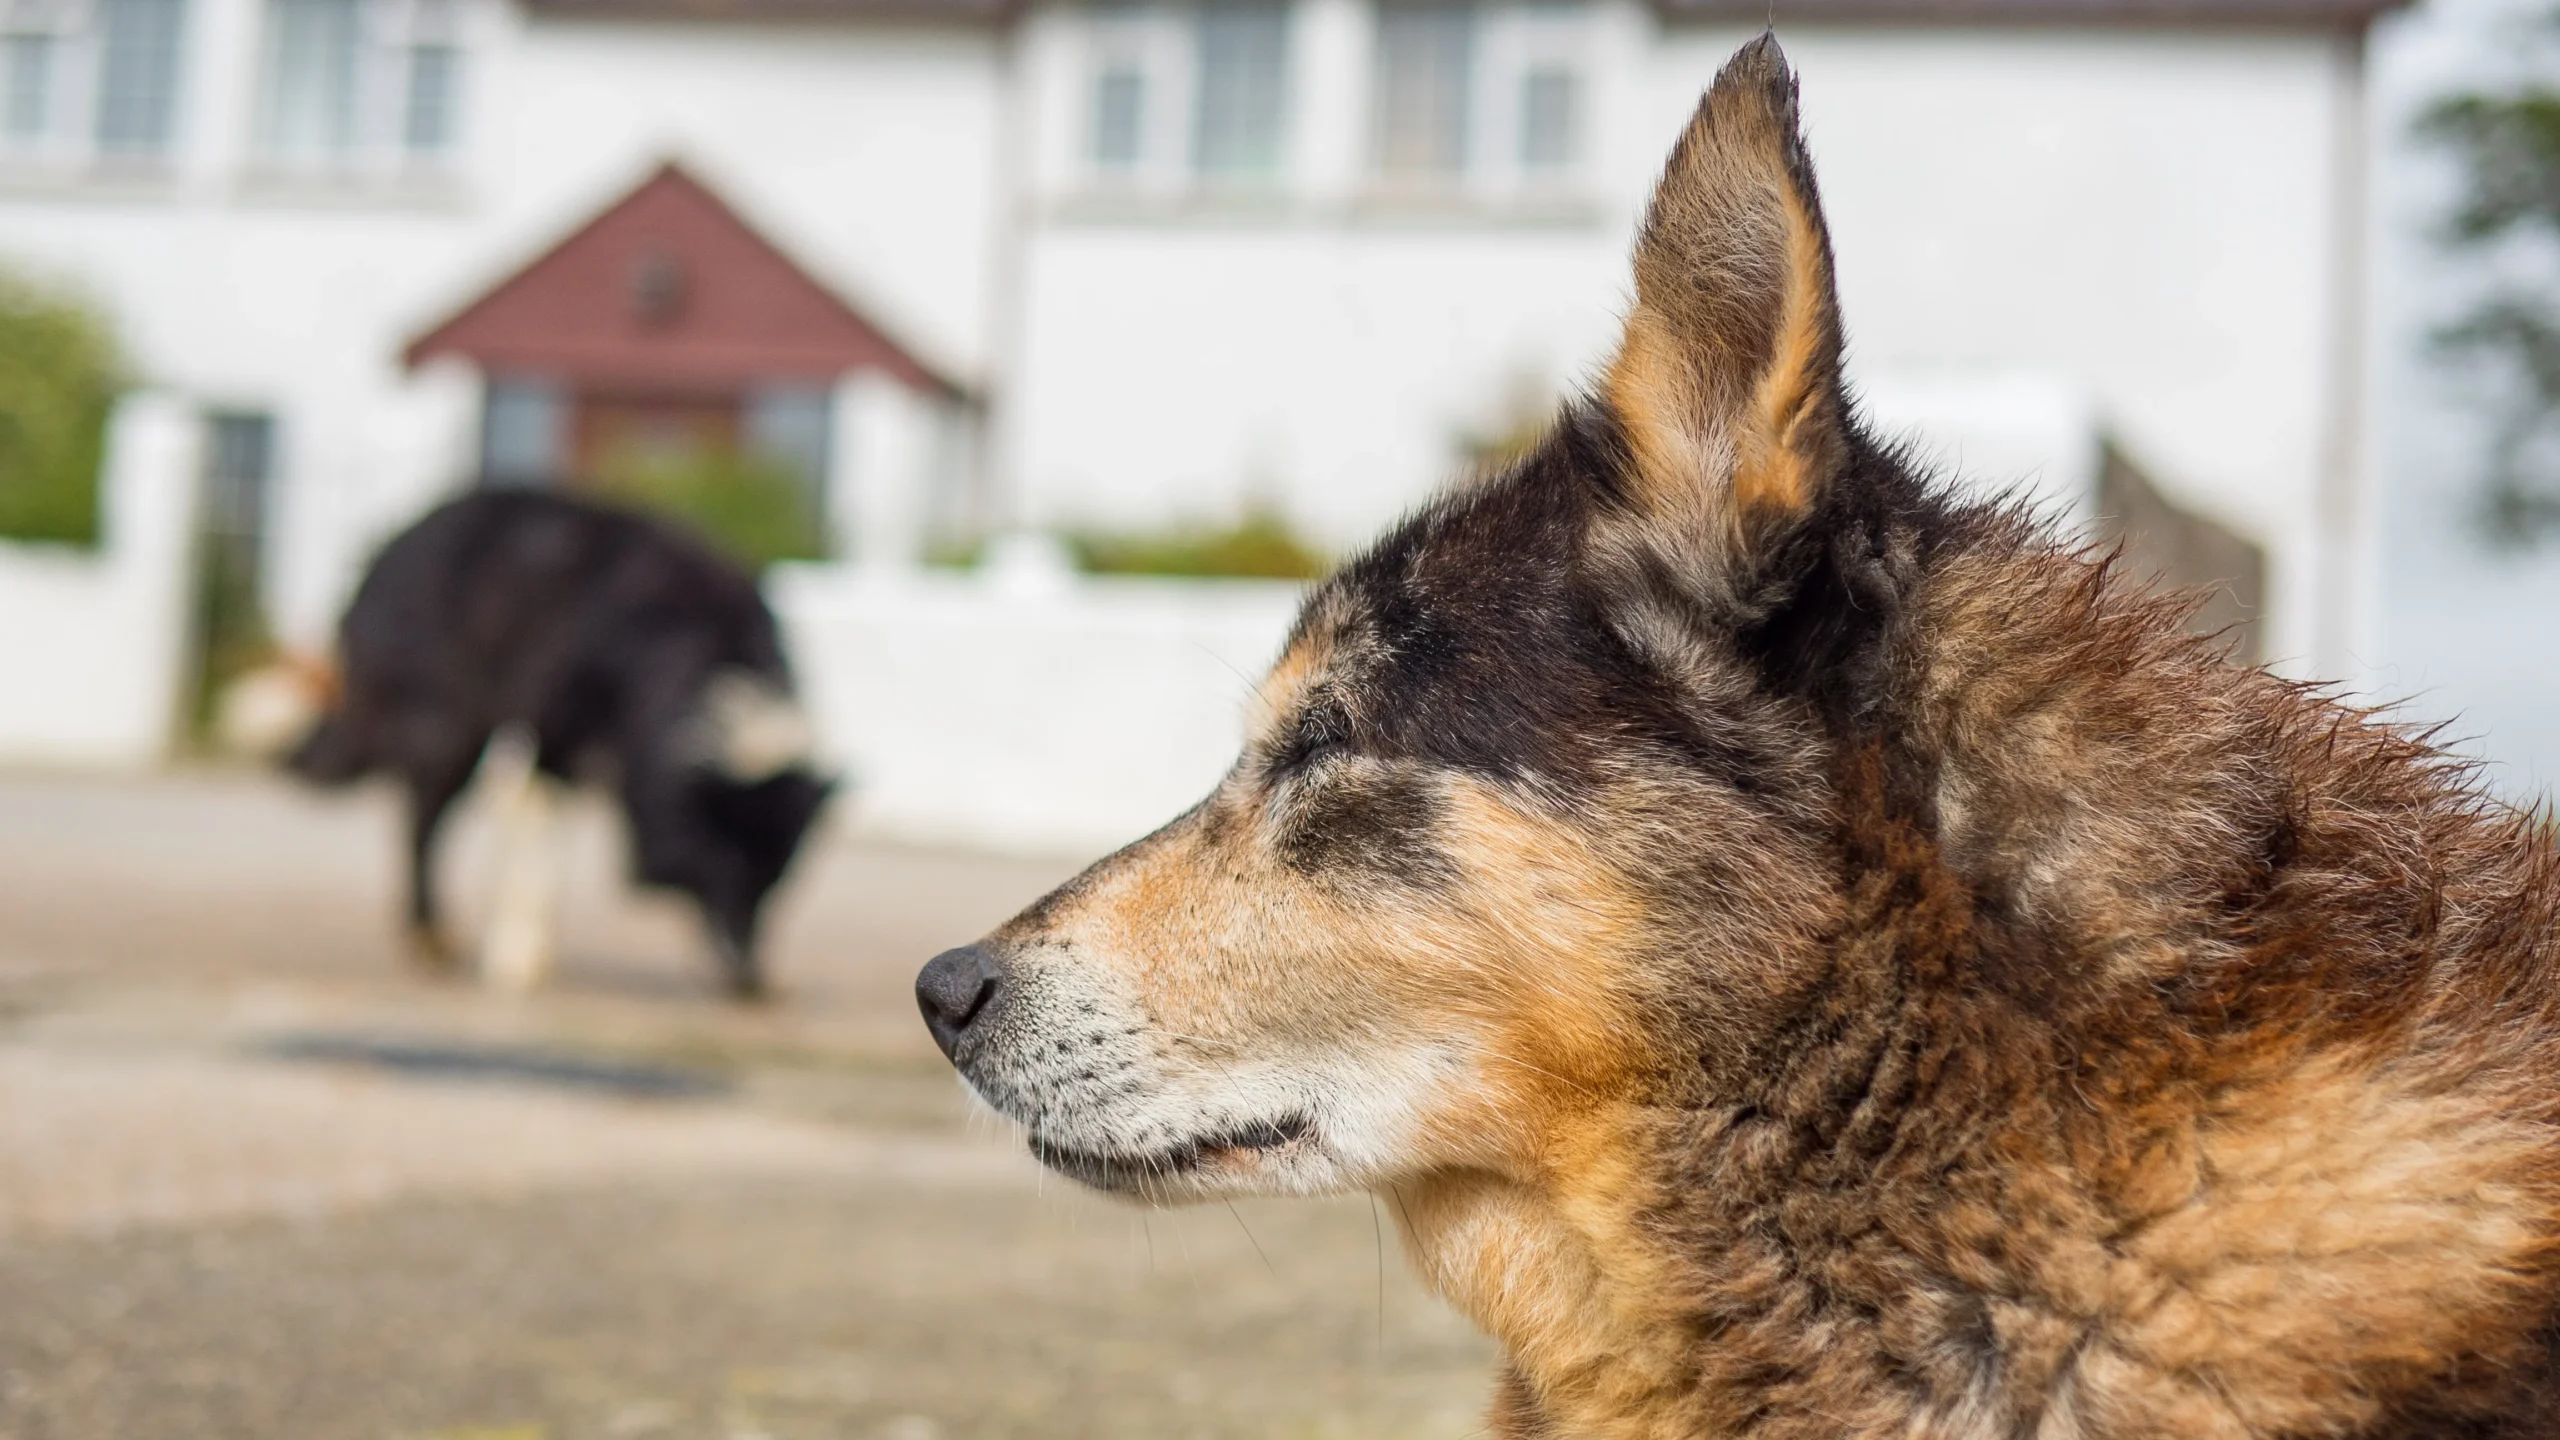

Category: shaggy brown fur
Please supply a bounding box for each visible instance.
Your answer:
[916,35,2560,1438]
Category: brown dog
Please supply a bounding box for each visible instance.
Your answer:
[920,36,2560,1438]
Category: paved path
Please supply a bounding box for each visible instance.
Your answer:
[0,770,1492,1439]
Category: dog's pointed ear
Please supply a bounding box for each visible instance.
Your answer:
[1604,34,1846,582]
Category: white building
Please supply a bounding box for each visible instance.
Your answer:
[0,0,2399,767]
[0,0,1007,642]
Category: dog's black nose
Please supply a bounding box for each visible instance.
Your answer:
[917,944,1003,1059]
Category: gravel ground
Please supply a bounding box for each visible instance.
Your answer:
[0,769,1494,1440]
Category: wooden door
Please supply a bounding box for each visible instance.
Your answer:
[571,389,742,481]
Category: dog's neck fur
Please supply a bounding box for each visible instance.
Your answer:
[1387,751,1986,1439]
[1392,1137,1685,1440]
[1390,534,2560,1440]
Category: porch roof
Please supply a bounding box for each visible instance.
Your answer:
[404,162,959,398]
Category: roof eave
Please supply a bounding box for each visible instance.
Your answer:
[519,0,1018,25]
[1655,0,2408,28]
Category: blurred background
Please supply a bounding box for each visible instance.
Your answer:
[1,0,2556,1432]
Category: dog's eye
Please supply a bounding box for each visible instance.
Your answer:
[1272,702,1351,776]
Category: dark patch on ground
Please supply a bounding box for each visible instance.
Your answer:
[257,1031,732,1101]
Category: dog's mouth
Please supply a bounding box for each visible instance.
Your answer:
[1029,1113,1316,1195]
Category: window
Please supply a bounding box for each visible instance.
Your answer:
[401,34,454,152]
[746,384,832,517]
[1365,1,1584,200]
[3,34,51,143]
[1190,2,1285,181]
[193,410,278,724]
[0,0,197,168]
[481,377,563,483]
[396,0,457,157]
[203,411,275,554]
[254,0,464,175]
[1090,58,1143,170]
[1077,3,1290,193]
[1080,6,1174,184]
[1518,61,1573,171]
[93,0,183,156]
[1374,4,1471,181]
[260,0,357,162]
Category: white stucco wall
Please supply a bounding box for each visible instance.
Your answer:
[1009,14,2361,674]
[0,0,1004,646]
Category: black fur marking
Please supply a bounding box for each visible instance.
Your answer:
[1727,420,1955,737]
[1279,766,1459,888]
[1307,408,1754,798]
[1032,1112,1315,1193]
[1290,401,1922,827]
[1267,693,1353,780]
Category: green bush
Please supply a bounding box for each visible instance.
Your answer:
[0,272,123,548]
[595,444,828,571]
[1063,505,1328,580]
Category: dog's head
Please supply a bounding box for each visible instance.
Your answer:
[692,765,835,923]
[922,37,1938,1201]
[652,669,840,995]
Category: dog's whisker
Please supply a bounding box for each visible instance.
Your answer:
[1369,1192,1388,1358]
[1224,1198,1276,1279]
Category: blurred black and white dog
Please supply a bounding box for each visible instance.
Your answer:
[282,490,835,999]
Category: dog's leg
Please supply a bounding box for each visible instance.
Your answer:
[478,731,562,994]
[401,728,488,974]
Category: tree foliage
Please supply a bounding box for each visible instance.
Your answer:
[2421,84,2560,546]
[0,271,123,547]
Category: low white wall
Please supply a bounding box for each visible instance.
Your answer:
[0,393,203,767]
[769,559,1303,857]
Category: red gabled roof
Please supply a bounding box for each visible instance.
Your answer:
[405,161,955,396]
